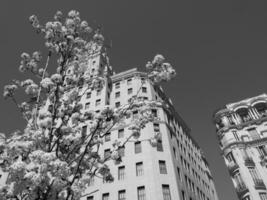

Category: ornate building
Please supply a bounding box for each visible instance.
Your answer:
[213,94,267,200]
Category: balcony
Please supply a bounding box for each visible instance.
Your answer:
[254,179,266,190]
[227,161,239,176]
[236,183,249,198]
[244,157,255,167]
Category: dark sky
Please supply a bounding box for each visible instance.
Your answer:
[1,0,267,199]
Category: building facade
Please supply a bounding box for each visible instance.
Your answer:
[213,94,267,200]
[0,43,219,200]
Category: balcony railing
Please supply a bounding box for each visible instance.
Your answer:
[228,161,239,176]
[236,183,249,198]
[244,157,255,167]
[254,179,266,190]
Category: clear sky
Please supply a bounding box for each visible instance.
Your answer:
[1,0,267,199]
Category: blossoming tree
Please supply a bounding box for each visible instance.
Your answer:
[0,10,176,200]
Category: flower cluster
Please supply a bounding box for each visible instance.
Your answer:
[19,51,42,74]
[146,54,176,84]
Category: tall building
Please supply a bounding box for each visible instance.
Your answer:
[213,94,267,200]
[0,43,219,200]
[72,45,219,200]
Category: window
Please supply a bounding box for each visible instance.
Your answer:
[260,193,267,200]
[86,92,91,99]
[181,190,186,200]
[128,88,133,94]
[142,87,147,93]
[162,185,171,200]
[137,186,145,200]
[118,129,124,138]
[135,141,142,154]
[118,190,126,200]
[118,166,125,180]
[127,79,132,85]
[258,146,267,157]
[173,147,177,159]
[153,123,160,132]
[177,167,181,181]
[233,130,240,141]
[226,152,235,163]
[115,102,121,108]
[152,109,157,117]
[118,146,125,157]
[159,160,167,174]
[157,140,163,152]
[247,127,260,140]
[87,196,93,200]
[133,110,138,118]
[82,126,87,135]
[85,102,90,109]
[115,82,120,89]
[105,132,111,142]
[96,99,101,106]
[102,193,109,200]
[115,92,120,98]
[96,90,101,96]
[104,149,111,159]
[248,167,261,184]
[136,162,144,176]
[242,196,251,200]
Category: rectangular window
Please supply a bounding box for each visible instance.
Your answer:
[136,162,144,176]
[104,149,111,159]
[115,102,121,108]
[159,160,167,174]
[118,129,124,138]
[226,152,235,163]
[102,193,109,200]
[157,140,163,152]
[127,79,132,85]
[86,92,91,99]
[105,132,111,142]
[233,130,240,141]
[118,146,125,157]
[128,88,133,94]
[258,146,267,157]
[118,166,125,180]
[85,102,90,109]
[248,167,261,184]
[260,193,267,200]
[115,82,120,89]
[242,196,251,200]
[135,141,142,154]
[142,87,147,93]
[137,186,145,200]
[153,123,160,132]
[96,90,101,96]
[152,109,158,117]
[87,196,93,200]
[247,128,260,140]
[162,185,171,200]
[118,190,126,200]
[173,147,177,159]
[115,92,120,98]
[96,99,101,106]
[181,190,186,200]
[177,167,181,181]
[82,126,87,136]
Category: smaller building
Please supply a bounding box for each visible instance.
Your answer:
[213,94,267,200]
